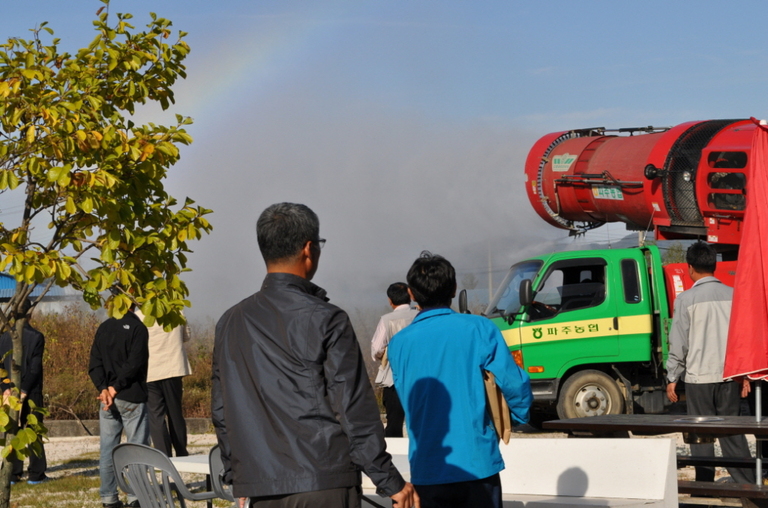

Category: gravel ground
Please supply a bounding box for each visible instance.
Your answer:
[43,433,219,479]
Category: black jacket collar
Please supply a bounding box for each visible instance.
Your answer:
[261,272,329,302]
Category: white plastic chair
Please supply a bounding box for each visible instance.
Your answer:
[113,443,218,508]
[209,445,250,508]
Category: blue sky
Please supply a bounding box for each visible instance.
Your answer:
[1,1,767,321]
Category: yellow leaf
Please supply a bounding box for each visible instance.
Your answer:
[80,196,93,213]
[20,69,38,80]
[88,134,100,150]
[26,125,35,144]
[58,170,71,186]
[57,262,72,279]
[65,196,76,214]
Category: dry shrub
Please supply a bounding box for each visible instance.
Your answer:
[31,305,216,420]
[182,319,214,418]
[31,305,381,420]
[33,304,101,420]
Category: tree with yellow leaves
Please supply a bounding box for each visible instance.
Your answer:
[0,2,211,503]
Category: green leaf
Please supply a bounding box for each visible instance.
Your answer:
[47,167,63,183]
[7,171,19,190]
[140,299,157,318]
[22,427,38,444]
[107,228,121,249]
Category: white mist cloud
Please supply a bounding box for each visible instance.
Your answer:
[168,92,564,321]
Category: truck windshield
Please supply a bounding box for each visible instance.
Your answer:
[485,260,543,317]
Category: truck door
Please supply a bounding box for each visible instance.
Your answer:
[520,257,620,379]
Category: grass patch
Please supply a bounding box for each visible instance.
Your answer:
[9,471,232,508]
[61,451,99,464]
[10,475,101,508]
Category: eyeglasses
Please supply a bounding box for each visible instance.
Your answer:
[315,238,326,249]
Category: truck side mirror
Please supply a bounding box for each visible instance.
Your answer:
[458,289,470,314]
[519,279,533,307]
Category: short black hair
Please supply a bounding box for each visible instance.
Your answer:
[256,203,320,264]
[387,282,410,306]
[406,251,456,308]
[19,299,32,316]
[686,241,717,274]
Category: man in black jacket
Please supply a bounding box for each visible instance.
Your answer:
[0,299,47,484]
[89,305,150,508]
[212,203,418,508]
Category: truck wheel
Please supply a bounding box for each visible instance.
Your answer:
[556,370,625,419]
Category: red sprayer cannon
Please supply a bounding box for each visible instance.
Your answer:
[524,119,755,247]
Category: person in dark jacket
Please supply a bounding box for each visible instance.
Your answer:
[89,305,150,508]
[212,202,418,508]
[0,299,47,484]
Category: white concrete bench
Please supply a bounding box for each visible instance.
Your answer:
[362,437,677,508]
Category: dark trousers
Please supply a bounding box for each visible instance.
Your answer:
[147,377,188,457]
[415,473,502,508]
[12,397,47,481]
[250,486,361,508]
[686,381,755,484]
[382,386,405,438]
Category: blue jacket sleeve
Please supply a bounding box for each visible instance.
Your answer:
[483,325,533,425]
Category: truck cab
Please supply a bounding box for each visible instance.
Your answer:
[484,246,671,419]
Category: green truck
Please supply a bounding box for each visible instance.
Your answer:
[468,245,736,420]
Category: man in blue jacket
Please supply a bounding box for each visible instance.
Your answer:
[389,251,533,508]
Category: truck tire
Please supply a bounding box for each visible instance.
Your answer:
[556,370,625,419]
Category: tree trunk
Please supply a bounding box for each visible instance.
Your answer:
[0,315,26,508]
[0,460,12,508]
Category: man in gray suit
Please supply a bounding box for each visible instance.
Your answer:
[667,241,754,484]
[371,282,418,437]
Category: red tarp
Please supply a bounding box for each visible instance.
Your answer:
[723,118,768,380]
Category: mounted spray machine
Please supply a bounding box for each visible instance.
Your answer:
[524,119,754,248]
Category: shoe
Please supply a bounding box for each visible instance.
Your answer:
[27,476,48,485]
[103,502,123,508]
[10,476,22,485]
[126,501,140,508]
